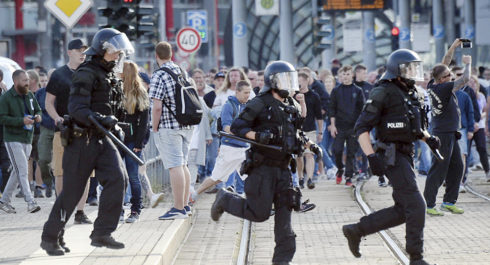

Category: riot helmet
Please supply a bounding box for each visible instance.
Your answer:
[380,49,424,82]
[85,28,134,73]
[260,60,299,98]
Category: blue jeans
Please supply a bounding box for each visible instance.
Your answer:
[415,140,431,173]
[200,135,220,177]
[225,171,244,194]
[123,142,142,214]
[321,123,336,168]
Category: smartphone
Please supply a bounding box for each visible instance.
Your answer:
[460,38,472,49]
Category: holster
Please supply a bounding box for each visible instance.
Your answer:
[375,142,396,166]
[58,115,73,147]
[288,187,302,211]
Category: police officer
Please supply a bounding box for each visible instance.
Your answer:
[342,49,440,265]
[210,61,321,265]
[41,28,132,256]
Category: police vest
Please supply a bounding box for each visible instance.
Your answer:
[77,61,126,121]
[376,82,424,144]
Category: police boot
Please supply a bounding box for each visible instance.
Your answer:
[40,239,65,256]
[410,259,436,265]
[90,235,125,249]
[342,223,362,258]
[211,189,228,221]
[59,235,70,253]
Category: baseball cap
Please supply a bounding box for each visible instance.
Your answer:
[214,72,225,79]
[68,39,88,50]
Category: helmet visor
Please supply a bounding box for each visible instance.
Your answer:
[399,61,424,82]
[274,71,299,96]
[102,33,135,56]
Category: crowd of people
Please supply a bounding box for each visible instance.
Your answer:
[0,33,489,263]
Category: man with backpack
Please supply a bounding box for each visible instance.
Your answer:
[150,41,202,220]
[192,80,251,198]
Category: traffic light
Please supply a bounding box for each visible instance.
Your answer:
[98,0,137,40]
[391,26,400,51]
[135,4,156,38]
[313,14,334,55]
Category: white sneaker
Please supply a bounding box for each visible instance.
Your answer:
[459,185,466,193]
[150,193,164,208]
[27,201,41,213]
[326,167,337,180]
[0,201,16,213]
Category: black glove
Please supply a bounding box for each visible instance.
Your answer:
[426,135,441,150]
[309,144,323,162]
[367,153,385,177]
[455,131,462,140]
[92,113,118,130]
[255,131,275,144]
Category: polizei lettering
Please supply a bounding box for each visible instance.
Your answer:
[387,122,405,129]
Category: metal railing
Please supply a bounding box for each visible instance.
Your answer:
[142,132,170,192]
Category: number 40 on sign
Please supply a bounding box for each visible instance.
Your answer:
[176,27,202,53]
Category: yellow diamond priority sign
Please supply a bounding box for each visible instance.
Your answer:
[45,0,93,29]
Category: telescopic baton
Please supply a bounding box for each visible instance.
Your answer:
[88,115,145,166]
[218,131,283,151]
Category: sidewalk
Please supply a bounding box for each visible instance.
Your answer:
[362,171,490,265]
[0,192,192,265]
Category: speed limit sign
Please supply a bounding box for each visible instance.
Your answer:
[176,27,202,53]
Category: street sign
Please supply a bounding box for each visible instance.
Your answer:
[400,27,411,41]
[44,0,93,29]
[365,28,375,43]
[433,25,445,39]
[176,27,202,53]
[187,10,208,43]
[233,22,247,39]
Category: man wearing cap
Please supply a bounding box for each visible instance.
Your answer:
[44,39,92,225]
[203,71,226,108]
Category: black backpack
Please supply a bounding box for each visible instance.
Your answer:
[159,67,203,126]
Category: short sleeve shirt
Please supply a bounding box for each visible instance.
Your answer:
[149,61,188,130]
[428,79,460,133]
[45,65,75,117]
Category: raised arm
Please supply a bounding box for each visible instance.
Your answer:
[453,55,471,92]
[442,39,462,66]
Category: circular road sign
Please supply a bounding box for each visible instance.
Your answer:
[176,27,202,53]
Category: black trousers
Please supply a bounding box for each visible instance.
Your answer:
[0,141,11,192]
[332,128,359,179]
[42,135,127,242]
[358,151,425,260]
[221,164,295,263]
[424,132,463,208]
[470,128,489,173]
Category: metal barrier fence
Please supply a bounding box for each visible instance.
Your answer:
[142,132,170,192]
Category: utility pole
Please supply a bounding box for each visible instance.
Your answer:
[38,0,52,69]
[232,0,248,67]
[398,0,411,49]
[362,11,375,71]
[433,0,444,63]
[279,0,295,64]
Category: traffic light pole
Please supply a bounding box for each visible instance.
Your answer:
[232,0,248,67]
[279,0,296,65]
[463,0,476,63]
[433,0,445,63]
[398,0,411,49]
[362,11,375,71]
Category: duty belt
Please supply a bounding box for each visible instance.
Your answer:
[252,152,291,169]
[375,142,414,166]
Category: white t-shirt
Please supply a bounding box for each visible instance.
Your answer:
[477,92,486,129]
[213,89,256,107]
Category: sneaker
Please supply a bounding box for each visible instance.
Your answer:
[40,239,65,256]
[326,167,337,180]
[440,202,464,214]
[459,185,466,193]
[158,207,188,220]
[345,180,353,187]
[90,235,125,249]
[357,173,368,181]
[74,211,92,224]
[378,179,388,187]
[307,179,315,189]
[189,190,198,205]
[299,179,305,189]
[45,185,53,198]
[15,190,24,198]
[336,169,344,184]
[34,186,44,198]
[299,199,316,213]
[27,201,41,213]
[205,187,219,194]
[184,205,192,216]
[226,186,236,193]
[0,201,16,214]
[342,224,362,258]
[119,210,125,222]
[125,212,140,223]
[426,207,444,216]
[150,193,164,208]
[87,197,98,206]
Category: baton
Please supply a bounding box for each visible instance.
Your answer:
[219,131,283,151]
[88,115,145,166]
[430,148,444,162]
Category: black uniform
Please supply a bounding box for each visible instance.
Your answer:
[42,56,128,243]
[353,79,426,260]
[222,92,303,263]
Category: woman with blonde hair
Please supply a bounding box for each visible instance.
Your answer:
[212,67,251,107]
[120,61,150,223]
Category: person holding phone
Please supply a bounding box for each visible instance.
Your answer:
[0,70,42,214]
